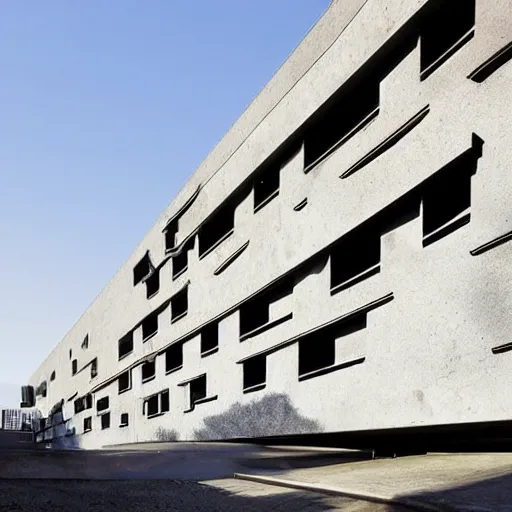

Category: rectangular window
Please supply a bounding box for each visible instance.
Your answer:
[172,238,194,279]
[298,332,335,377]
[146,269,160,299]
[118,370,131,394]
[201,322,219,356]
[81,335,89,350]
[141,360,156,383]
[161,390,170,413]
[146,395,159,417]
[85,394,92,409]
[198,203,235,258]
[254,164,280,212]
[71,359,78,376]
[330,226,381,294]
[90,358,98,379]
[189,375,207,409]
[74,397,85,415]
[120,413,129,427]
[165,343,183,373]
[171,287,188,323]
[420,0,476,80]
[239,281,293,338]
[97,396,109,413]
[165,222,178,252]
[304,82,379,170]
[101,412,111,430]
[243,355,266,392]
[118,332,134,360]
[142,312,158,341]
[133,252,152,286]
[83,417,92,433]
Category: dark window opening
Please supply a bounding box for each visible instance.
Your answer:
[330,226,381,292]
[120,413,129,427]
[171,287,188,322]
[71,359,78,376]
[133,252,153,286]
[118,332,134,359]
[420,0,476,78]
[141,360,156,382]
[83,417,92,432]
[422,142,480,245]
[161,390,170,413]
[239,280,293,337]
[118,370,131,393]
[101,412,110,430]
[298,332,335,376]
[198,203,235,257]
[254,164,280,211]
[146,269,160,299]
[165,343,183,373]
[201,322,219,355]
[304,82,379,169]
[190,375,207,408]
[21,386,35,408]
[81,335,89,350]
[165,221,179,251]
[142,312,158,341]
[85,394,92,409]
[69,349,72,360]
[172,249,188,278]
[243,355,267,390]
[74,397,85,415]
[50,371,56,382]
[146,394,159,417]
[90,358,98,379]
[97,396,109,413]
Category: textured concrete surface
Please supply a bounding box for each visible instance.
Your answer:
[0,479,408,512]
[236,453,512,511]
[27,0,512,450]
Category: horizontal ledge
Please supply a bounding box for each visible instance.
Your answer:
[162,184,202,232]
[142,332,158,343]
[340,105,430,179]
[470,230,512,256]
[420,28,475,81]
[254,189,279,213]
[118,351,133,362]
[492,343,512,355]
[468,40,512,83]
[293,198,308,212]
[243,383,266,395]
[141,376,156,384]
[237,293,393,363]
[147,412,166,420]
[304,107,380,175]
[83,428,93,434]
[183,395,218,414]
[201,346,219,358]
[165,365,183,376]
[96,410,109,416]
[118,387,132,395]
[330,264,381,296]
[171,311,188,324]
[119,423,129,428]
[422,212,471,248]
[178,373,207,387]
[299,357,366,382]
[214,241,250,276]
[240,313,293,342]
[146,290,159,301]
[198,229,235,260]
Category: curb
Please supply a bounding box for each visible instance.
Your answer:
[233,473,458,512]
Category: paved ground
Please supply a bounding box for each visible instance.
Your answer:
[0,479,409,512]
[235,452,512,511]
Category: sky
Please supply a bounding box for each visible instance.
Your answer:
[0,1,330,407]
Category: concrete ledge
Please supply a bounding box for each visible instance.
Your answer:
[233,473,456,512]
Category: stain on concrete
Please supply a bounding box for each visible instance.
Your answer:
[193,393,322,441]
[154,427,179,442]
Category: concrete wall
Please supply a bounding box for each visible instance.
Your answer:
[29,0,512,449]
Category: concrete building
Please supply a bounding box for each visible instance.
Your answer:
[25,0,512,449]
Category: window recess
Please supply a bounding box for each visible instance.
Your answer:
[101,412,110,430]
[96,396,109,414]
[120,413,129,427]
[172,238,195,279]
[243,355,266,394]
[146,269,160,299]
[142,311,159,342]
[165,343,183,374]
[198,202,235,259]
[179,374,218,413]
[118,332,134,360]
[118,370,131,394]
[133,251,155,286]
[143,389,170,418]
[419,0,476,80]
[171,285,188,323]
[141,360,156,383]
[254,163,280,212]
[239,280,294,340]
[83,417,92,433]
[200,321,219,357]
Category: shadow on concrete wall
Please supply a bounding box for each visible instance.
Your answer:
[154,426,179,442]
[193,393,322,441]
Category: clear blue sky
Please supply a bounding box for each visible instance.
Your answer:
[0,1,329,405]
